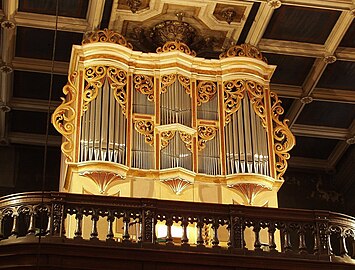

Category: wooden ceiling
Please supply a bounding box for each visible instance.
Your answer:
[0,0,354,192]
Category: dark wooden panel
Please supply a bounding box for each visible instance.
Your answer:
[237,2,260,44]
[290,136,339,159]
[18,0,89,18]
[296,100,355,129]
[263,5,340,44]
[264,53,315,86]
[55,31,83,62]
[9,110,58,135]
[13,70,66,101]
[340,21,355,48]
[317,61,355,91]
[16,27,54,60]
[100,0,114,29]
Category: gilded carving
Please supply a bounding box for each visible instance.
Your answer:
[134,119,154,146]
[270,91,295,180]
[134,74,154,101]
[179,131,193,152]
[80,171,123,194]
[245,80,267,128]
[84,66,128,115]
[178,75,191,95]
[198,125,217,151]
[161,131,176,149]
[161,74,176,94]
[197,81,217,106]
[220,44,267,63]
[161,177,192,195]
[52,72,77,162]
[223,80,245,125]
[82,28,133,49]
[156,40,196,57]
[228,183,271,206]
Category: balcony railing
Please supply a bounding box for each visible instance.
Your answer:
[0,192,354,266]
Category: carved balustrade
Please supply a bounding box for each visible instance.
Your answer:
[0,192,354,264]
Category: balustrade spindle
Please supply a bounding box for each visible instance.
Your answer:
[313,230,319,254]
[10,214,19,237]
[212,221,220,247]
[253,224,262,251]
[27,211,36,235]
[165,218,173,245]
[106,215,114,241]
[122,214,131,243]
[282,226,292,252]
[298,226,307,254]
[90,215,99,239]
[181,219,189,246]
[196,220,204,247]
[339,233,349,257]
[268,223,277,252]
[74,212,83,239]
[46,215,51,235]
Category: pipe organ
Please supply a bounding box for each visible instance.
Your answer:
[53,29,295,206]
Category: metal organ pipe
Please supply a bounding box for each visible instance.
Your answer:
[224,92,270,177]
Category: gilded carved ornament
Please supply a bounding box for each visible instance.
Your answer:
[223,80,245,125]
[134,119,154,146]
[134,74,154,101]
[161,74,191,95]
[270,92,295,180]
[161,177,192,195]
[79,171,124,195]
[83,66,128,115]
[245,81,267,128]
[229,183,271,206]
[197,125,217,151]
[220,43,267,63]
[197,81,217,106]
[52,72,77,162]
[156,40,196,57]
[179,131,193,152]
[161,130,176,149]
[82,28,133,49]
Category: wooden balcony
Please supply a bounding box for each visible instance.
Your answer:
[0,192,354,269]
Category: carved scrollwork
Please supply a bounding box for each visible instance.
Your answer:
[52,72,77,162]
[245,80,267,128]
[219,43,267,63]
[270,91,295,180]
[197,81,217,106]
[134,120,154,146]
[179,131,193,152]
[156,40,196,57]
[223,80,245,125]
[82,28,133,49]
[134,74,154,101]
[198,125,217,151]
[161,74,177,94]
[178,75,191,95]
[84,66,128,115]
[108,67,128,115]
[161,130,176,149]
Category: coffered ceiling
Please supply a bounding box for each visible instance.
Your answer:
[0,0,354,192]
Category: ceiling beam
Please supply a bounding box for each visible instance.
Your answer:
[8,132,61,147]
[12,57,69,74]
[292,124,349,140]
[9,98,60,112]
[86,0,106,31]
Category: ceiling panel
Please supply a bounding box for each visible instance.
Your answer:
[339,21,355,48]
[264,53,315,86]
[263,5,340,44]
[18,0,89,19]
[290,136,339,159]
[317,61,355,90]
[296,101,355,128]
[9,110,56,135]
[13,70,67,101]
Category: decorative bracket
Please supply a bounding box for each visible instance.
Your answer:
[161,177,192,195]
